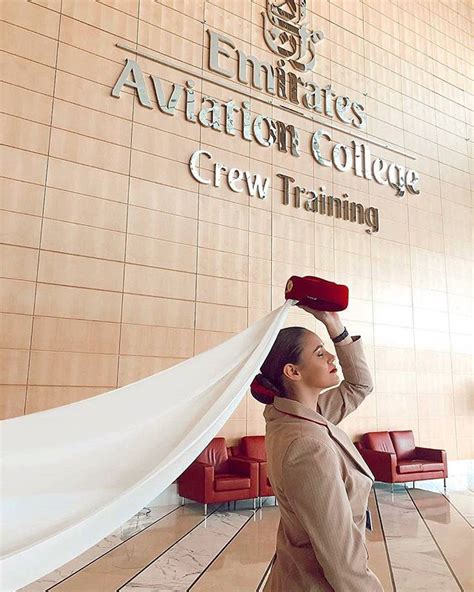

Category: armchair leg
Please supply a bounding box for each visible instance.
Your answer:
[253,498,256,510]
[391,484,394,493]
[203,503,208,516]
[180,497,185,506]
[443,477,446,489]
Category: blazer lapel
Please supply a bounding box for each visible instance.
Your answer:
[326,423,375,482]
[272,397,375,482]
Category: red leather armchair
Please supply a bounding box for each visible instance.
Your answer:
[231,435,274,506]
[177,437,259,515]
[355,430,448,492]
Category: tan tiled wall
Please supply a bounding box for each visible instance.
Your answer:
[0,0,472,460]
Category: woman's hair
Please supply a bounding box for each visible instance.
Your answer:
[251,326,308,404]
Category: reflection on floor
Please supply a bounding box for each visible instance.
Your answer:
[20,460,473,592]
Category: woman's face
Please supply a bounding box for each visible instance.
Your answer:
[291,330,339,389]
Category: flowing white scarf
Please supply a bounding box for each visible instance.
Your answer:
[0,299,296,591]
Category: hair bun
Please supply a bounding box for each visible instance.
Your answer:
[250,373,280,405]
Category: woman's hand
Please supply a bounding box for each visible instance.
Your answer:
[296,303,345,339]
[296,303,339,325]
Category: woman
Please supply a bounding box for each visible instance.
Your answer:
[252,304,384,592]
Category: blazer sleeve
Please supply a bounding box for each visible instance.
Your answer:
[282,437,384,592]
[316,335,374,424]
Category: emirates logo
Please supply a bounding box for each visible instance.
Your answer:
[262,0,324,73]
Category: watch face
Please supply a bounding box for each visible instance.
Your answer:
[285,279,293,293]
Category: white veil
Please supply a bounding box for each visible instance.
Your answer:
[0,299,296,591]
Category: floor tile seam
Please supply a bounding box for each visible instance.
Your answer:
[432,486,474,528]
[372,487,397,591]
[404,487,464,591]
[186,506,262,591]
[121,504,260,590]
[117,502,226,590]
[46,504,183,591]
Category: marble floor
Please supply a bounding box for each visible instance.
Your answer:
[20,460,473,592]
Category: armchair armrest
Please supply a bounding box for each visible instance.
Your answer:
[415,446,446,463]
[178,461,214,486]
[177,461,215,500]
[361,448,397,464]
[359,448,397,481]
[259,460,270,484]
[228,457,259,480]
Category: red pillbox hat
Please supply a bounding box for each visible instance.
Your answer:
[284,275,349,311]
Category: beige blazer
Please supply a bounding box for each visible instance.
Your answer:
[262,335,384,592]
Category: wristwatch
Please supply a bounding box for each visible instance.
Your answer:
[331,326,349,343]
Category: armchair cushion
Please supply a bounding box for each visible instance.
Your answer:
[390,430,416,460]
[215,475,251,492]
[397,460,445,474]
[240,435,267,461]
[420,461,445,472]
[397,460,424,474]
[196,437,229,473]
[363,431,396,454]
